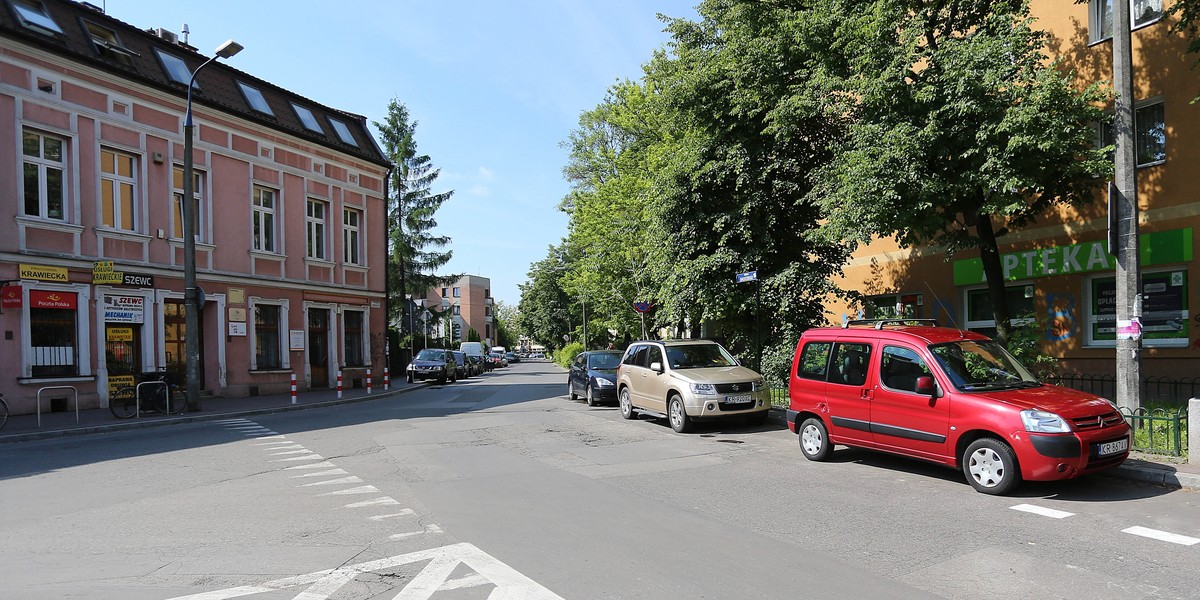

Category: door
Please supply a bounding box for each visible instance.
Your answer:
[570,353,586,394]
[641,345,669,412]
[309,308,329,388]
[164,299,203,387]
[824,340,874,444]
[870,344,950,460]
[105,324,141,393]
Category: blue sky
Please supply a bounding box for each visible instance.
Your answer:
[112,1,699,306]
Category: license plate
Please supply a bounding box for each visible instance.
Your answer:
[724,394,752,404]
[1096,438,1129,456]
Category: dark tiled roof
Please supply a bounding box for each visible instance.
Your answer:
[1,0,391,168]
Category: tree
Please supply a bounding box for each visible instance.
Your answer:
[517,246,574,350]
[374,99,456,337]
[810,0,1111,346]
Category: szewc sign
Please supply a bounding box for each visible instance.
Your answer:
[92,261,154,288]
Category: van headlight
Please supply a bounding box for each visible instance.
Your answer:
[1020,410,1072,433]
[690,383,718,395]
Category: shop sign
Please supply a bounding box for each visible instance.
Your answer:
[30,290,77,309]
[953,228,1193,286]
[92,261,123,285]
[108,374,135,395]
[20,263,68,282]
[1,285,21,309]
[290,330,305,350]
[106,326,134,342]
[103,295,145,323]
[122,273,153,287]
[229,322,247,337]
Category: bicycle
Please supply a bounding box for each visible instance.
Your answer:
[109,370,186,419]
[0,392,7,430]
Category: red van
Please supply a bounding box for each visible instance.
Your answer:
[787,320,1131,495]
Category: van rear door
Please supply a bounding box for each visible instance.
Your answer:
[824,339,875,445]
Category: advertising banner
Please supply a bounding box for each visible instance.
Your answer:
[30,290,77,309]
[1,285,21,309]
[103,295,145,323]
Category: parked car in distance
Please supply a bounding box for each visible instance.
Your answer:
[460,342,487,370]
[466,354,485,376]
[451,350,470,380]
[568,350,622,406]
[490,351,508,368]
[616,339,770,433]
[506,351,520,364]
[787,319,1132,495]
[407,348,457,384]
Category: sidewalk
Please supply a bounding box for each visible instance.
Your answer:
[2,383,1196,491]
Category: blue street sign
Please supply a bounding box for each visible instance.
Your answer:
[736,270,757,283]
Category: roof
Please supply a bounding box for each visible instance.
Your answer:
[1,0,391,168]
[805,324,992,345]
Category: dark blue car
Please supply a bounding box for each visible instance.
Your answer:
[567,350,622,406]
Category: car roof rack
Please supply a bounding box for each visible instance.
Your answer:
[843,318,940,329]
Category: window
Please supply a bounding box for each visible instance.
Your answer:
[306,199,327,260]
[11,0,62,35]
[292,103,322,132]
[831,343,870,387]
[1090,0,1162,42]
[254,304,282,369]
[237,82,273,116]
[865,294,922,319]
[84,22,134,67]
[252,186,277,252]
[880,346,933,394]
[155,49,195,87]
[29,290,79,377]
[452,305,461,315]
[441,288,448,298]
[795,341,832,380]
[452,287,461,298]
[171,166,206,240]
[1135,101,1165,166]
[344,310,364,366]
[1086,269,1188,348]
[328,118,358,146]
[22,129,66,220]
[965,285,1035,339]
[342,208,361,265]
[100,149,137,231]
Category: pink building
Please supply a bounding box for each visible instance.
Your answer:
[0,0,391,414]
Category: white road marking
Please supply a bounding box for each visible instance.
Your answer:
[229,425,270,430]
[283,461,337,470]
[1010,504,1075,519]
[263,444,306,450]
[254,440,296,446]
[216,418,250,424]
[165,543,565,600]
[1123,526,1200,546]
[344,497,401,508]
[269,449,314,456]
[389,524,443,540]
[244,430,280,436]
[272,454,325,462]
[289,469,348,479]
[301,476,363,487]
[368,509,415,520]
[317,485,379,496]
[437,573,491,591]
[248,435,286,440]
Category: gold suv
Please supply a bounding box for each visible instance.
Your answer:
[616,339,770,433]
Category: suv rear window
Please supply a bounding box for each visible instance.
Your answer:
[623,344,650,368]
[796,341,832,380]
[831,343,871,386]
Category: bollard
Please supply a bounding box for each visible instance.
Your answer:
[337,369,343,399]
[367,369,373,394]
[290,373,297,404]
[384,366,390,391]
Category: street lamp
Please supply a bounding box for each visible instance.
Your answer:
[183,39,242,412]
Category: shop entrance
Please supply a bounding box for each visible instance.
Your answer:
[309,308,330,388]
[105,324,141,393]
[164,299,204,387]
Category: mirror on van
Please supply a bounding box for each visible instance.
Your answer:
[915,375,936,396]
[649,361,663,373]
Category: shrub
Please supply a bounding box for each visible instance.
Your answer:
[555,342,584,368]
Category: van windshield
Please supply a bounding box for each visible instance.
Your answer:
[665,344,737,369]
[929,340,1039,391]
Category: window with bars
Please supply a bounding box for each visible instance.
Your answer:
[254,304,282,369]
[344,310,364,366]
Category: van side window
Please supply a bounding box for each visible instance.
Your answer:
[832,343,871,386]
[796,342,832,380]
[880,346,932,393]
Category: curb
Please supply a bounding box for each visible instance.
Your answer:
[0,382,432,444]
[766,408,1197,492]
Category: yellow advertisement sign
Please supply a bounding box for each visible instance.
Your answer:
[92,261,124,284]
[108,375,135,394]
[20,264,68,282]
[107,327,134,342]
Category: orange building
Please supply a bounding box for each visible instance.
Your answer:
[829,1,1196,379]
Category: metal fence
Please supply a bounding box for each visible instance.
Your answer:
[1120,406,1188,457]
[1045,373,1200,408]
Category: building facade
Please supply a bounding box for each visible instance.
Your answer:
[421,275,494,346]
[1,0,391,414]
[829,0,1196,378]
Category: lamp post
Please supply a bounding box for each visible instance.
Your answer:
[183,39,242,412]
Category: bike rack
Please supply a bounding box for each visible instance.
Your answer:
[134,381,171,419]
[36,386,79,428]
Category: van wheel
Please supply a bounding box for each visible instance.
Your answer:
[619,388,636,420]
[963,438,1020,495]
[799,417,831,461]
[568,381,578,401]
[668,396,691,433]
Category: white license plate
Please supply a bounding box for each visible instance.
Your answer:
[1097,438,1129,456]
[724,394,753,404]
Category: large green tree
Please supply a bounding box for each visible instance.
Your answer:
[374,99,456,336]
[811,0,1111,346]
[517,245,574,350]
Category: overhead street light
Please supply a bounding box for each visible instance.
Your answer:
[183,38,242,412]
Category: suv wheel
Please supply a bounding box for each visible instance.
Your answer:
[963,438,1020,495]
[668,396,691,433]
[799,417,831,461]
[619,388,636,420]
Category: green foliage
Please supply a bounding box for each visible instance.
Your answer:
[465,327,481,343]
[555,342,585,369]
[1005,314,1059,379]
[1169,0,1200,101]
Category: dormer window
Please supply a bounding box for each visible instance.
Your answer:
[154,49,195,87]
[238,82,274,116]
[11,0,63,35]
[328,118,358,147]
[84,22,135,67]
[292,103,322,133]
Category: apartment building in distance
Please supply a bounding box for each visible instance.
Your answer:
[419,275,494,346]
[0,0,391,414]
[829,0,1196,379]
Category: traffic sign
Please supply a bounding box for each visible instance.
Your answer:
[736,271,757,283]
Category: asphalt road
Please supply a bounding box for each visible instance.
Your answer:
[1,360,1196,599]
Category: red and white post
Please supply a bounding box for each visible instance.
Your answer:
[337,369,343,399]
[367,369,373,394]
[384,366,390,391]
[290,373,297,404]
